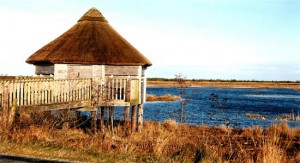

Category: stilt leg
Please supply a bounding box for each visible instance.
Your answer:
[131,105,137,133]
[124,106,130,136]
[110,106,114,135]
[100,106,105,134]
[91,111,97,133]
[137,104,144,133]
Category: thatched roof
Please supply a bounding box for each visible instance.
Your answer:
[26,8,152,67]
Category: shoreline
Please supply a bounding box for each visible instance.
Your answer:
[147,80,300,89]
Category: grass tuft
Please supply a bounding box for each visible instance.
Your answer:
[146,94,181,102]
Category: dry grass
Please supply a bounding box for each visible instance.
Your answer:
[0,116,299,162]
[148,80,300,89]
[296,116,300,122]
[146,93,181,102]
[246,113,263,119]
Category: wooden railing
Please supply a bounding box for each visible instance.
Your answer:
[0,77,138,109]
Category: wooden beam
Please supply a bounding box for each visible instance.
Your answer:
[18,101,90,113]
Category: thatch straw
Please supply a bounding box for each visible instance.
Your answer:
[26,8,152,67]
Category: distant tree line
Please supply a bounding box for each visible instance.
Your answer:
[148,78,300,83]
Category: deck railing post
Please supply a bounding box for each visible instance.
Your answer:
[125,79,131,102]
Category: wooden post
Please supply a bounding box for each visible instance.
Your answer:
[137,104,144,133]
[110,106,114,135]
[91,111,97,133]
[2,83,9,129]
[91,79,98,107]
[125,79,131,102]
[7,99,17,129]
[124,106,130,135]
[99,106,105,133]
[91,79,98,133]
[131,105,137,133]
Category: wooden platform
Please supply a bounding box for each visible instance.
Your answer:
[0,77,141,111]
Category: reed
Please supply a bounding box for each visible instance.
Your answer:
[146,93,181,102]
[0,117,299,162]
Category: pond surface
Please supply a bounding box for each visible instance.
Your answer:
[113,87,300,128]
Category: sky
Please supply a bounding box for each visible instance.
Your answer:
[0,0,299,81]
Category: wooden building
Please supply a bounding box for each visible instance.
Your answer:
[25,7,152,132]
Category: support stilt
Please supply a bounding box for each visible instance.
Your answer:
[137,104,144,133]
[131,105,137,133]
[124,106,130,135]
[110,106,114,135]
[91,111,97,133]
[100,106,105,133]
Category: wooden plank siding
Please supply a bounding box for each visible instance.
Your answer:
[0,77,140,111]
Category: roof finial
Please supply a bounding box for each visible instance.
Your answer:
[78,7,108,22]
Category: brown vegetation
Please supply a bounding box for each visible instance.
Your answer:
[146,94,181,102]
[0,115,299,162]
[148,80,300,89]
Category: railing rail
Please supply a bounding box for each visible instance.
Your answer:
[0,76,137,109]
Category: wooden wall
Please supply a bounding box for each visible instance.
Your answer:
[35,64,54,75]
[51,64,147,105]
[105,66,141,76]
[54,64,103,79]
[54,64,68,79]
[67,65,92,79]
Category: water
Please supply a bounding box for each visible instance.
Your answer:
[113,87,300,128]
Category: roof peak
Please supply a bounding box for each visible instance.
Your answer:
[78,7,108,22]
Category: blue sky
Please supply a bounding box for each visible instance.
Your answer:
[0,0,299,81]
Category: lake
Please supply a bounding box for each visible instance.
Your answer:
[113,87,300,128]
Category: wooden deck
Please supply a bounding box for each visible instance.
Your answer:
[0,77,140,112]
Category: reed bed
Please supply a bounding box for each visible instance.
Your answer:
[0,114,299,162]
[146,94,181,102]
